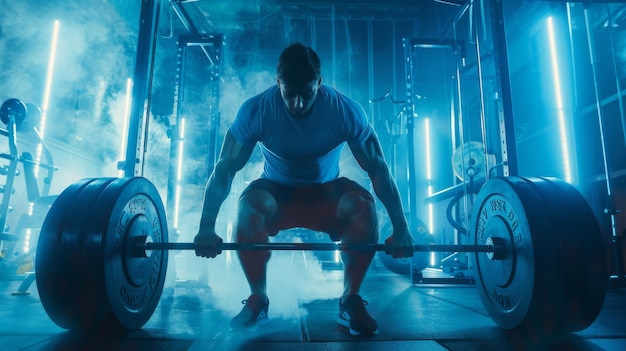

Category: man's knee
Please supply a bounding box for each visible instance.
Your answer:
[236,190,277,240]
[337,191,378,242]
[338,191,376,218]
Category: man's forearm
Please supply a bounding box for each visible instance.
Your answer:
[369,165,409,232]
[198,166,234,230]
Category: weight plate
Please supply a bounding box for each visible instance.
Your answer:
[0,98,27,125]
[88,177,168,331]
[19,103,42,132]
[470,176,560,330]
[470,176,609,334]
[526,177,608,332]
[36,178,117,330]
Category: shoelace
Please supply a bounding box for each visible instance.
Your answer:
[241,297,268,309]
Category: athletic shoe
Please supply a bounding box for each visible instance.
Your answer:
[337,294,379,336]
[230,294,269,331]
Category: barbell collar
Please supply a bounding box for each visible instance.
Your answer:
[485,236,505,260]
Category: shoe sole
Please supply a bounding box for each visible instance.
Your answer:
[231,316,270,333]
[336,317,379,336]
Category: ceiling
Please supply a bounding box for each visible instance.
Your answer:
[170,0,466,36]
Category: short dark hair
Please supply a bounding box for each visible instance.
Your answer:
[276,43,321,85]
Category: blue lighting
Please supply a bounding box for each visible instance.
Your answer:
[118,78,133,177]
[40,20,60,139]
[424,117,435,266]
[35,20,60,179]
[547,16,572,183]
[424,117,434,234]
[173,117,186,228]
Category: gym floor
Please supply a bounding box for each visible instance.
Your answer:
[1,259,626,351]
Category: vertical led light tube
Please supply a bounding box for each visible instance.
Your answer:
[226,222,233,268]
[547,16,572,183]
[35,20,60,177]
[424,118,435,266]
[424,118,433,232]
[23,20,59,253]
[118,78,133,177]
[39,20,60,138]
[173,118,186,229]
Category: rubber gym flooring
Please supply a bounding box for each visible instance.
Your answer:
[1,255,625,351]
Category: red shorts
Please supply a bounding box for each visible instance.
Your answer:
[240,177,374,241]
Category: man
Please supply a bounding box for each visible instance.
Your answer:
[194,42,414,336]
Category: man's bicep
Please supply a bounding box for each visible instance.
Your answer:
[349,132,385,173]
[217,129,255,172]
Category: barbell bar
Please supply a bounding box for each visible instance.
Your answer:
[34,176,610,335]
[140,241,500,255]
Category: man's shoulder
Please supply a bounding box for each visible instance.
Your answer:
[320,85,360,106]
[240,85,279,113]
[320,85,364,116]
[244,85,278,104]
[320,84,340,99]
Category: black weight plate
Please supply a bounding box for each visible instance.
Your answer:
[511,177,574,333]
[36,177,117,330]
[83,177,168,331]
[35,177,93,328]
[470,176,562,330]
[0,98,27,125]
[528,177,608,332]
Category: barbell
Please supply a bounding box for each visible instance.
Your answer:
[136,241,500,255]
[34,176,609,334]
